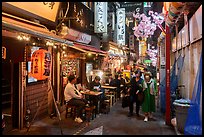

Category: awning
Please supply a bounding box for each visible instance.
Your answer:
[70,42,107,56]
[2,12,73,46]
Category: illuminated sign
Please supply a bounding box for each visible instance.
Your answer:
[94,2,107,33]
[5,2,60,22]
[117,8,126,46]
[129,35,134,50]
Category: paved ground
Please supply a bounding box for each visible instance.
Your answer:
[3,99,176,135]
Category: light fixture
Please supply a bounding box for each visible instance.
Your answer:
[17,34,30,41]
[62,46,67,49]
[88,53,92,56]
[17,35,23,40]
[46,41,54,46]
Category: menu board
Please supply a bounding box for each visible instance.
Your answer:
[62,59,78,77]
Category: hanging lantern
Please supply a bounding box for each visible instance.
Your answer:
[30,49,52,80]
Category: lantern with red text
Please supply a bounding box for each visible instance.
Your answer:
[30,49,51,80]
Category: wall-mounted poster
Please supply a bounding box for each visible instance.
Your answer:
[62,59,78,77]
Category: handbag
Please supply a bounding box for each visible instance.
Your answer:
[137,91,145,105]
[122,95,130,108]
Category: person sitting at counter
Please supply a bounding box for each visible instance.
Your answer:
[64,74,89,123]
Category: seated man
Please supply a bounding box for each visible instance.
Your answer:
[64,75,89,123]
[88,76,108,113]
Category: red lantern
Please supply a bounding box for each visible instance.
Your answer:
[30,49,51,80]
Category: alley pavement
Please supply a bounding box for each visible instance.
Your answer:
[3,99,176,135]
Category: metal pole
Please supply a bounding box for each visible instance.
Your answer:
[165,24,171,125]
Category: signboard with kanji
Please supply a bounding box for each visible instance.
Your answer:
[116,8,126,46]
[94,2,107,33]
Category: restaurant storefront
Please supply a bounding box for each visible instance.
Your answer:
[2,2,73,129]
[102,41,128,78]
[58,26,107,106]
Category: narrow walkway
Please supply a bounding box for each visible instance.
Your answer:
[3,100,176,135]
[77,99,176,135]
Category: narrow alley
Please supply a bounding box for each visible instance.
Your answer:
[3,99,176,135]
[2,2,202,135]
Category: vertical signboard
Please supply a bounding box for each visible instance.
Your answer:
[94,2,107,33]
[129,35,134,50]
[112,12,115,31]
[117,8,126,46]
[139,40,147,57]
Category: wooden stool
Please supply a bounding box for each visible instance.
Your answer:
[104,99,110,113]
[85,106,96,122]
[65,104,77,119]
[105,91,115,107]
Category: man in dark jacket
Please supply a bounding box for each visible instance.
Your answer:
[88,76,107,113]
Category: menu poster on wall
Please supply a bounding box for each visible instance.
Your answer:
[62,59,77,77]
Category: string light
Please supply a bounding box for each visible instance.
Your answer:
[46,41,54,46]
[17,34,30,41]
[53,45,57,49]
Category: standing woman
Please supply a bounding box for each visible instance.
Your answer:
[142,72,157,122]
[128,70,147,117]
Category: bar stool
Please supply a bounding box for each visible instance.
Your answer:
[104,99,110,113]
[85,105,96,122]
[65,104,77,119]
[105,90,115,107]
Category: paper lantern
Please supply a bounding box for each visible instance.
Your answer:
[30,49,51,80]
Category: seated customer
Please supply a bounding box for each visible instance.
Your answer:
[105,74,113,85]
[64,75,89,123]
[88,76,108,113]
